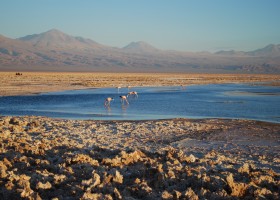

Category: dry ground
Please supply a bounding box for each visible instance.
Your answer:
[0,72,279,96]
[0,116,279,199]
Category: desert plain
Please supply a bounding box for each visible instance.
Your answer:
[0,72,280,96]
[0,72,280,199]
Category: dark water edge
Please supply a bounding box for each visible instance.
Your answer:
[0,84,280,123]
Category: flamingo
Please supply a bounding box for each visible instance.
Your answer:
[116,86,121,93]
[104,97,114,107]
[120,95,129,105]
[127,91,138,98]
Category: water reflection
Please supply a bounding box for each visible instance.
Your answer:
[121,104,129,113]
[105,106,112,114]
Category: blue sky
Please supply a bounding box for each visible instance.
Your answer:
[1,0,280,52]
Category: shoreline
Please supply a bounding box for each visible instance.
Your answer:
[1,72,280,96]
[2,114,280,125]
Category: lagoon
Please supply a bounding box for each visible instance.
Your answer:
[0,84,280,123]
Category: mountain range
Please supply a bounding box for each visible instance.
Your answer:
[0,29,280,73]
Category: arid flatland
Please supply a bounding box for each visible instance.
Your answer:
[0,116,279,199]
[0,72,280,96]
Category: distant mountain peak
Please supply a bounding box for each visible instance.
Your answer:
[18,29,102,50]
[123,41,159,53]
[129,41,150,45]
[19,29,72,42]
[248,44,280,57]
[215,44,280,57]
[258,44,280,51]
[40,29,68,37]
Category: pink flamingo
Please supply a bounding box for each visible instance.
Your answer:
[120,95,129,105]
[104,97,114,107]
[127,91,138,98]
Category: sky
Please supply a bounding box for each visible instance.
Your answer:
[1,0,280,52]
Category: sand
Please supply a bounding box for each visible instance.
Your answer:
[0,72,280,199]
[0,72,280,96]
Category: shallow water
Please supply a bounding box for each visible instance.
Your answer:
[0,84,280,123]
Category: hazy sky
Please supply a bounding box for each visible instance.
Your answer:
[1,0,280,52]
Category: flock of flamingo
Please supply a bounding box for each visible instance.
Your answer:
[104,85,186,108]
[104,86,138,107]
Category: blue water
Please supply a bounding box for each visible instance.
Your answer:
[0,84,280,123]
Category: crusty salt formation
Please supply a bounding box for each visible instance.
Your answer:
[0,116,279,199]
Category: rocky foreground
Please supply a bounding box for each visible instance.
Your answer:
[0,116,280,199]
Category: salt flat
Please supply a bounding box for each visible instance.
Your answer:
[0,72,279,96]
[0,116,279,199]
